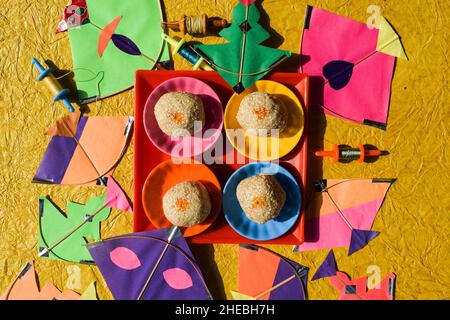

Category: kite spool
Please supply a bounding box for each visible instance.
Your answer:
[162,14,228,36]
[315,144,382,163]
[32,57,75,112]
[162,34,213,71]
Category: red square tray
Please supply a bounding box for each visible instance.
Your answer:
[134,70,308,244]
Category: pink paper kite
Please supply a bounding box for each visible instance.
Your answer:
[301,6,401,129]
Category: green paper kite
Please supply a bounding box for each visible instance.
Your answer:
[67,0,170,101]
[38,195,110,264]
[194,0,291,93]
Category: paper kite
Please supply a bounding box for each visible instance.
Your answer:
[231,245,308,300]
[64,0,170,101]
[38,195,110,264]
[312,250,396,300]
[294,179,395,255]
[1,262,97,300]
[301,6,407,129]
[194,0,291,93]
[37,176,132,264]
[87,228,212,300]
[330,271,396,300]
[33,110,133,186]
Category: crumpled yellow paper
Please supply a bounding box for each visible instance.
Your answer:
[0,0,448,300]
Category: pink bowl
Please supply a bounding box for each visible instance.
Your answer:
[143,77,224,158]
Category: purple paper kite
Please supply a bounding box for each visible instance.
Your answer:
[87,228,212,300]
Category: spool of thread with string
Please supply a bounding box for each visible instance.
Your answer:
[32,57,75,112]
[162,14,228,36]
[162,33,212,71]
[315,144,383,163]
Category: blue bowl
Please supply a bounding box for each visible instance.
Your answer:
[223,162,302,241]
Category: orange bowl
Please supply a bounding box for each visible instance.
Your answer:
[142,159,222,237]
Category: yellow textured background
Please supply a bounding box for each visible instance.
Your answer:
[0,0,449,300]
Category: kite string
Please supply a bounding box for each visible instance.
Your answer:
[323,190,353,230]
[89,17,164,67]
[198,52,290,76]
[161,16,205,35]
[324,35,401,86]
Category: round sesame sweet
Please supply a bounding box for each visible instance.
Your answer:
[162,181,211,227]
[236,92,288,136]
[236,174,286,224]
[154,92,205,137]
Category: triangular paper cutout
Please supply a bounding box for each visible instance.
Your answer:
[376,17,407,60]
[79,282,98,300]
[348,229,380,256]
[230,290,255,300]
[105,176,133,212]
[312,250,337,280]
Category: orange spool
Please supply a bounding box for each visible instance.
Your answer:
[142,159,222,237]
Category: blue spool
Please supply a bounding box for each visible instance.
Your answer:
[32,57,75,112]
[178,45,201,65]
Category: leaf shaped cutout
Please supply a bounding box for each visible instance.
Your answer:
[110,247,142,270]
[111,34,141,56]
[323,60,354,90]
[98,16,123,57]
[163,268,193,290]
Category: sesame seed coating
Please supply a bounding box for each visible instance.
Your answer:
[154,92,205,137]
[236,92,288,136]
[162,180,211,227]
[236,174,286,224]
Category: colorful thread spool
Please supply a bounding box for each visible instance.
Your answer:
[315,144,382,163]
[32,57,75,112]
[162,34,213,71]
[162,14,228,36]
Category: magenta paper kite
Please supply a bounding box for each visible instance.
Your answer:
[301,6,406,129]
[294,179,394,255]
[87,228,212,300]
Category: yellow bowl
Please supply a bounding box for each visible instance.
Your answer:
[224,80,305,161]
